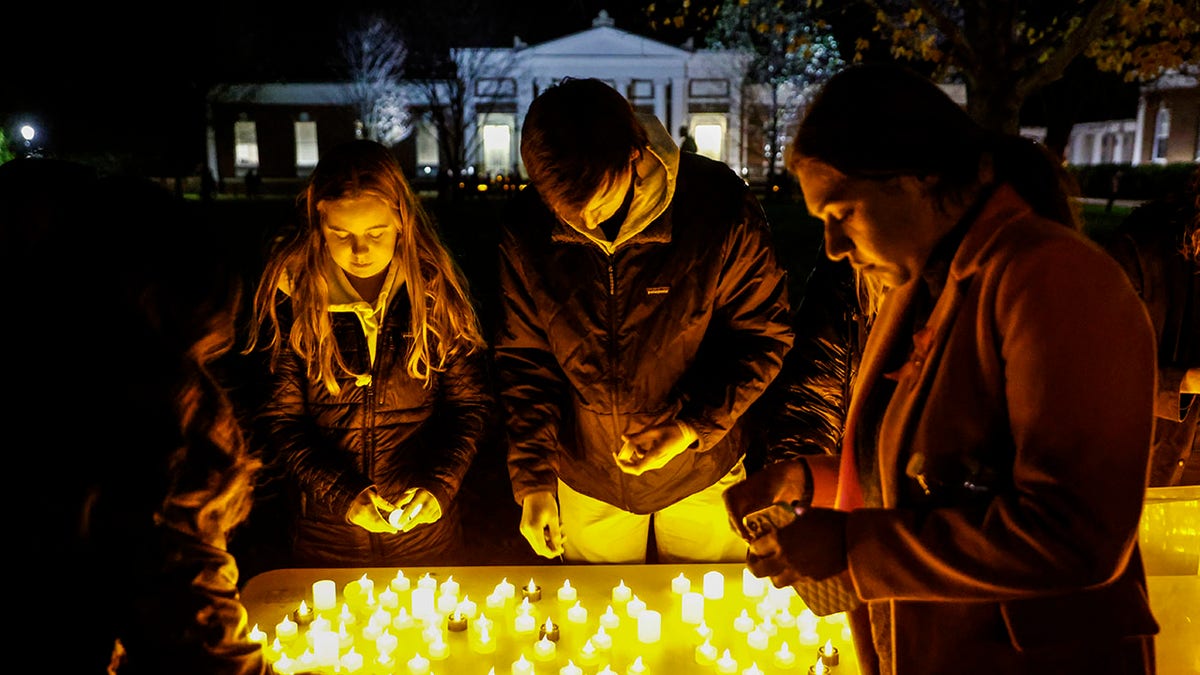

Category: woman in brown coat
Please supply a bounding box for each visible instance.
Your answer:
[725,64,1159,675]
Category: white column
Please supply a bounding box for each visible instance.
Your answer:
[654,78,669,131]
[672,73,688,137]
[1132,98,1147,166]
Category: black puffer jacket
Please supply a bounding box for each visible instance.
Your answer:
[259,291,492,566]
[1105,185,1199,486]
[496,147,793,514]
[759,243,873,463]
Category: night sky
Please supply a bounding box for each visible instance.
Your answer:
[1,0,1137,171]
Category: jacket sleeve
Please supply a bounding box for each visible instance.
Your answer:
[763,245,862,462]
[494,226,572,505]
[1105,228,1191,421]
[256,318,371,522]
[405,345,494,512]
[677,190,795,451]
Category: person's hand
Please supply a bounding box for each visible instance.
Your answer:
[615,422,698,475]
[723,459,813,540]
[745,528,804,588]
[346,487,399,534]
[389,487,442,532]
[520,491,565,558]
[746,507,848,584]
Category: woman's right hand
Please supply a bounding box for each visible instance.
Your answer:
[723,459,813,540]
[346,487,399,533]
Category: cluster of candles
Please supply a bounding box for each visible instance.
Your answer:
[250,568,852,674]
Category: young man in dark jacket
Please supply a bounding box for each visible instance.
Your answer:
[494,77,794,563]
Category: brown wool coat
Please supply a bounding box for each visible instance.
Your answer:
[834,185,1159,675]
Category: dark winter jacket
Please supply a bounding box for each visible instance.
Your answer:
[760,243,872,463]
[495,115,793,513]
[259,279,492,566]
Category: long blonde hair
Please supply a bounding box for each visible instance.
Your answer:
[246,140,486,394]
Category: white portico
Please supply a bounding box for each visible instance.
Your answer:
[452,10,752,180]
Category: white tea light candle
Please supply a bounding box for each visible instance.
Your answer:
[312,580,337,612]
[637,609,662,643]
[681,591,705,625]
[703,571,725,599]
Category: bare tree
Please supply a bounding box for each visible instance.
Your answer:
[338,13,412,146]
[395,0,519,201]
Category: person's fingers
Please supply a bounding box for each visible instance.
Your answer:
[614,437,640,465]
[769,568,803,589]
[544,515,565,556]
[370,491,398,512]
[746,549,787,579]
[394,501,427,532]
[520,512,556,558]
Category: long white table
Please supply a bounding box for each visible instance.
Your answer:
[243,563,857,674]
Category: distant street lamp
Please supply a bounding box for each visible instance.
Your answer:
[19,124,37,157]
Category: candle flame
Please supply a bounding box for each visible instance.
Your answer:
[823,639,835,654]
[814,658,828,674]
[544,617,555,630]
[527,578,537,591]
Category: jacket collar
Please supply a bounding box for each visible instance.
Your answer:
[837,184,1034,509]
[550,112,679,252]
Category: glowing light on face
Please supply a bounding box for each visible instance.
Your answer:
[319,195,399,282]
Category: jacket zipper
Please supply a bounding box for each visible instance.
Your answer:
[365,331,380,559]
[607,256,628,509]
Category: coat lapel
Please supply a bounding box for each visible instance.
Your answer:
[837,279,917,510]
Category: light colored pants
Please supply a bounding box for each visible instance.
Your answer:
[557,460,750,563]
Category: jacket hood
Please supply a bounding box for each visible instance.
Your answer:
[277,254,404,310]
[278,254,405,370]
[566,112,679,252]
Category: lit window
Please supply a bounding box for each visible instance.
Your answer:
[692,113,727,162]
[234,120,259,170]
[294,120,319,171]
[478,112,515,176]
[1152,107,1170,163]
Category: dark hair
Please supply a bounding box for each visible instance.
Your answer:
[788,63,1080,229]
[520,77,649,215]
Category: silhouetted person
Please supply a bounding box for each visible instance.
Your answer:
[679,124,698,153]
[244,168,262,198]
